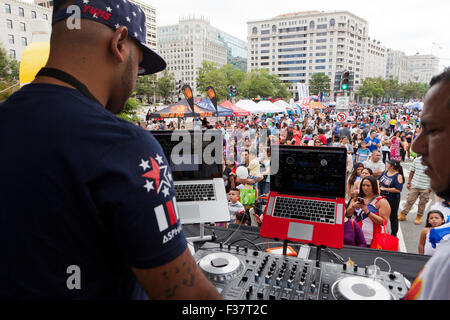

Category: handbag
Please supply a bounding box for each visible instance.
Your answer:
[370,220,399,251]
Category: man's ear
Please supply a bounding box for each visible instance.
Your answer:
[111,26,129,63]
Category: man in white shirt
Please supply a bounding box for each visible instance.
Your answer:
[404,68,450,300]
[362,150,386,178]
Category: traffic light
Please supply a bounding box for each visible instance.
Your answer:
[176,80,182,93]
[334,72,342,91]
[228,85,233,98]
[232,86,237,96]
[341,71,350,91]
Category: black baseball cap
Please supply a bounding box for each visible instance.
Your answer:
[52,0,166,75]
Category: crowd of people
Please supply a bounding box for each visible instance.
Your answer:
[2,0,448,300]
[140,102,449,255]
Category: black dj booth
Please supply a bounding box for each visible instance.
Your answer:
[184,223,429,300]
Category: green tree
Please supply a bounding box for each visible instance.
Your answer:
[135,74,157,104]
[157,70,175,103]
[308,73,331,96]
[0,46,20,101]
[267,74,291,100]
[357,77,384,103]
[196,61,228,100]
[116,97,142,122]
[382,78,401,102]
[238,69,275,99]
[399,82,429,100]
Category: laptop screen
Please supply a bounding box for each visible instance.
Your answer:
[150,130,223,181]
[270,145,347,199]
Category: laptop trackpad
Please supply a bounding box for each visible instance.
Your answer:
[180,205,200,220]
[287,222,314,241]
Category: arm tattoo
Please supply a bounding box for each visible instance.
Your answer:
[161,255,198,298]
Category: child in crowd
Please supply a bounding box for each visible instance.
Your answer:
[418,210,446,256]
[228,188,245,225]
[235,210,251,226]
[356,140,371,163]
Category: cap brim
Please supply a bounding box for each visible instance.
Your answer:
[138,43,167,75]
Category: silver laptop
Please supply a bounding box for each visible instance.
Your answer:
[151,130,230,225]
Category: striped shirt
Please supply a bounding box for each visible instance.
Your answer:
[411,157,431,189]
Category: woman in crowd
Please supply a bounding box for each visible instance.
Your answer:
[293,125,302,146]
[347,163,364,200]
[399,131,407,162]
[346,176,391,247]
[390,131,403,161]
[379,160,404,237]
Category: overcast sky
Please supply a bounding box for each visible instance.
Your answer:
[145,0,449,70]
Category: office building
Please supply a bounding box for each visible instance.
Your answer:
[363,37,387,79]
[158,17,246,96]
[386,49,408,83]
[406,53,440,84]
[247,10,369,98]
[217,31,247,72]
[1,0,51,61]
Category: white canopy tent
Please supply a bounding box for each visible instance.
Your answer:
[236,99,261,114]
[257,100,287,113]
[273,100,292,111]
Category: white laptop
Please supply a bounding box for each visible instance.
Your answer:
[151,130,230,225]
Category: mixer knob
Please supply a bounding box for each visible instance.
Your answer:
[353,265,358,272]
[236,245,239,252]
[228,244,231,250]
[265,275,271,284]
[310,282,317,293]
[287,279,294,288]
[276,277,283,286]
[244,247,248,254]
[257,290,264,299]
[254,273,260,282]
[343,263,347,271]
[219,242,223,249]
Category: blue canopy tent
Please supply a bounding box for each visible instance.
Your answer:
[197,98,234,117]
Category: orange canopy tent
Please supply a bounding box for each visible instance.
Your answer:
[149,99,213,118]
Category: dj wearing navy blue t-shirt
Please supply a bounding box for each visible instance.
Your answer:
[0,0,220,300]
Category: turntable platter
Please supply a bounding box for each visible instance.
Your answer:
[198,252,244,282]
[333,276,393,300]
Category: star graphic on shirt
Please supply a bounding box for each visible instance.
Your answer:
[134,32,138,38]
[92,13,98,19]
[126,17,131,23]
[155,154,164,165]
[106,6,112,12]
[162,187,170,198]
[132,12,137,17]
[144,180,154,192]
[142,157,161,191]
[116,4,120,8]
[115,24,120,29]
[139,159,150,171]
[83,0,89,4]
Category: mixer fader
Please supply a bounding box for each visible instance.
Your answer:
[194,242,410,300]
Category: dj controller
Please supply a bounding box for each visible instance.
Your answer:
[194,242,411,300]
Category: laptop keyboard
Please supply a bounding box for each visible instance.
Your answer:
[175,184,216,202]
[273,197,336,224]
